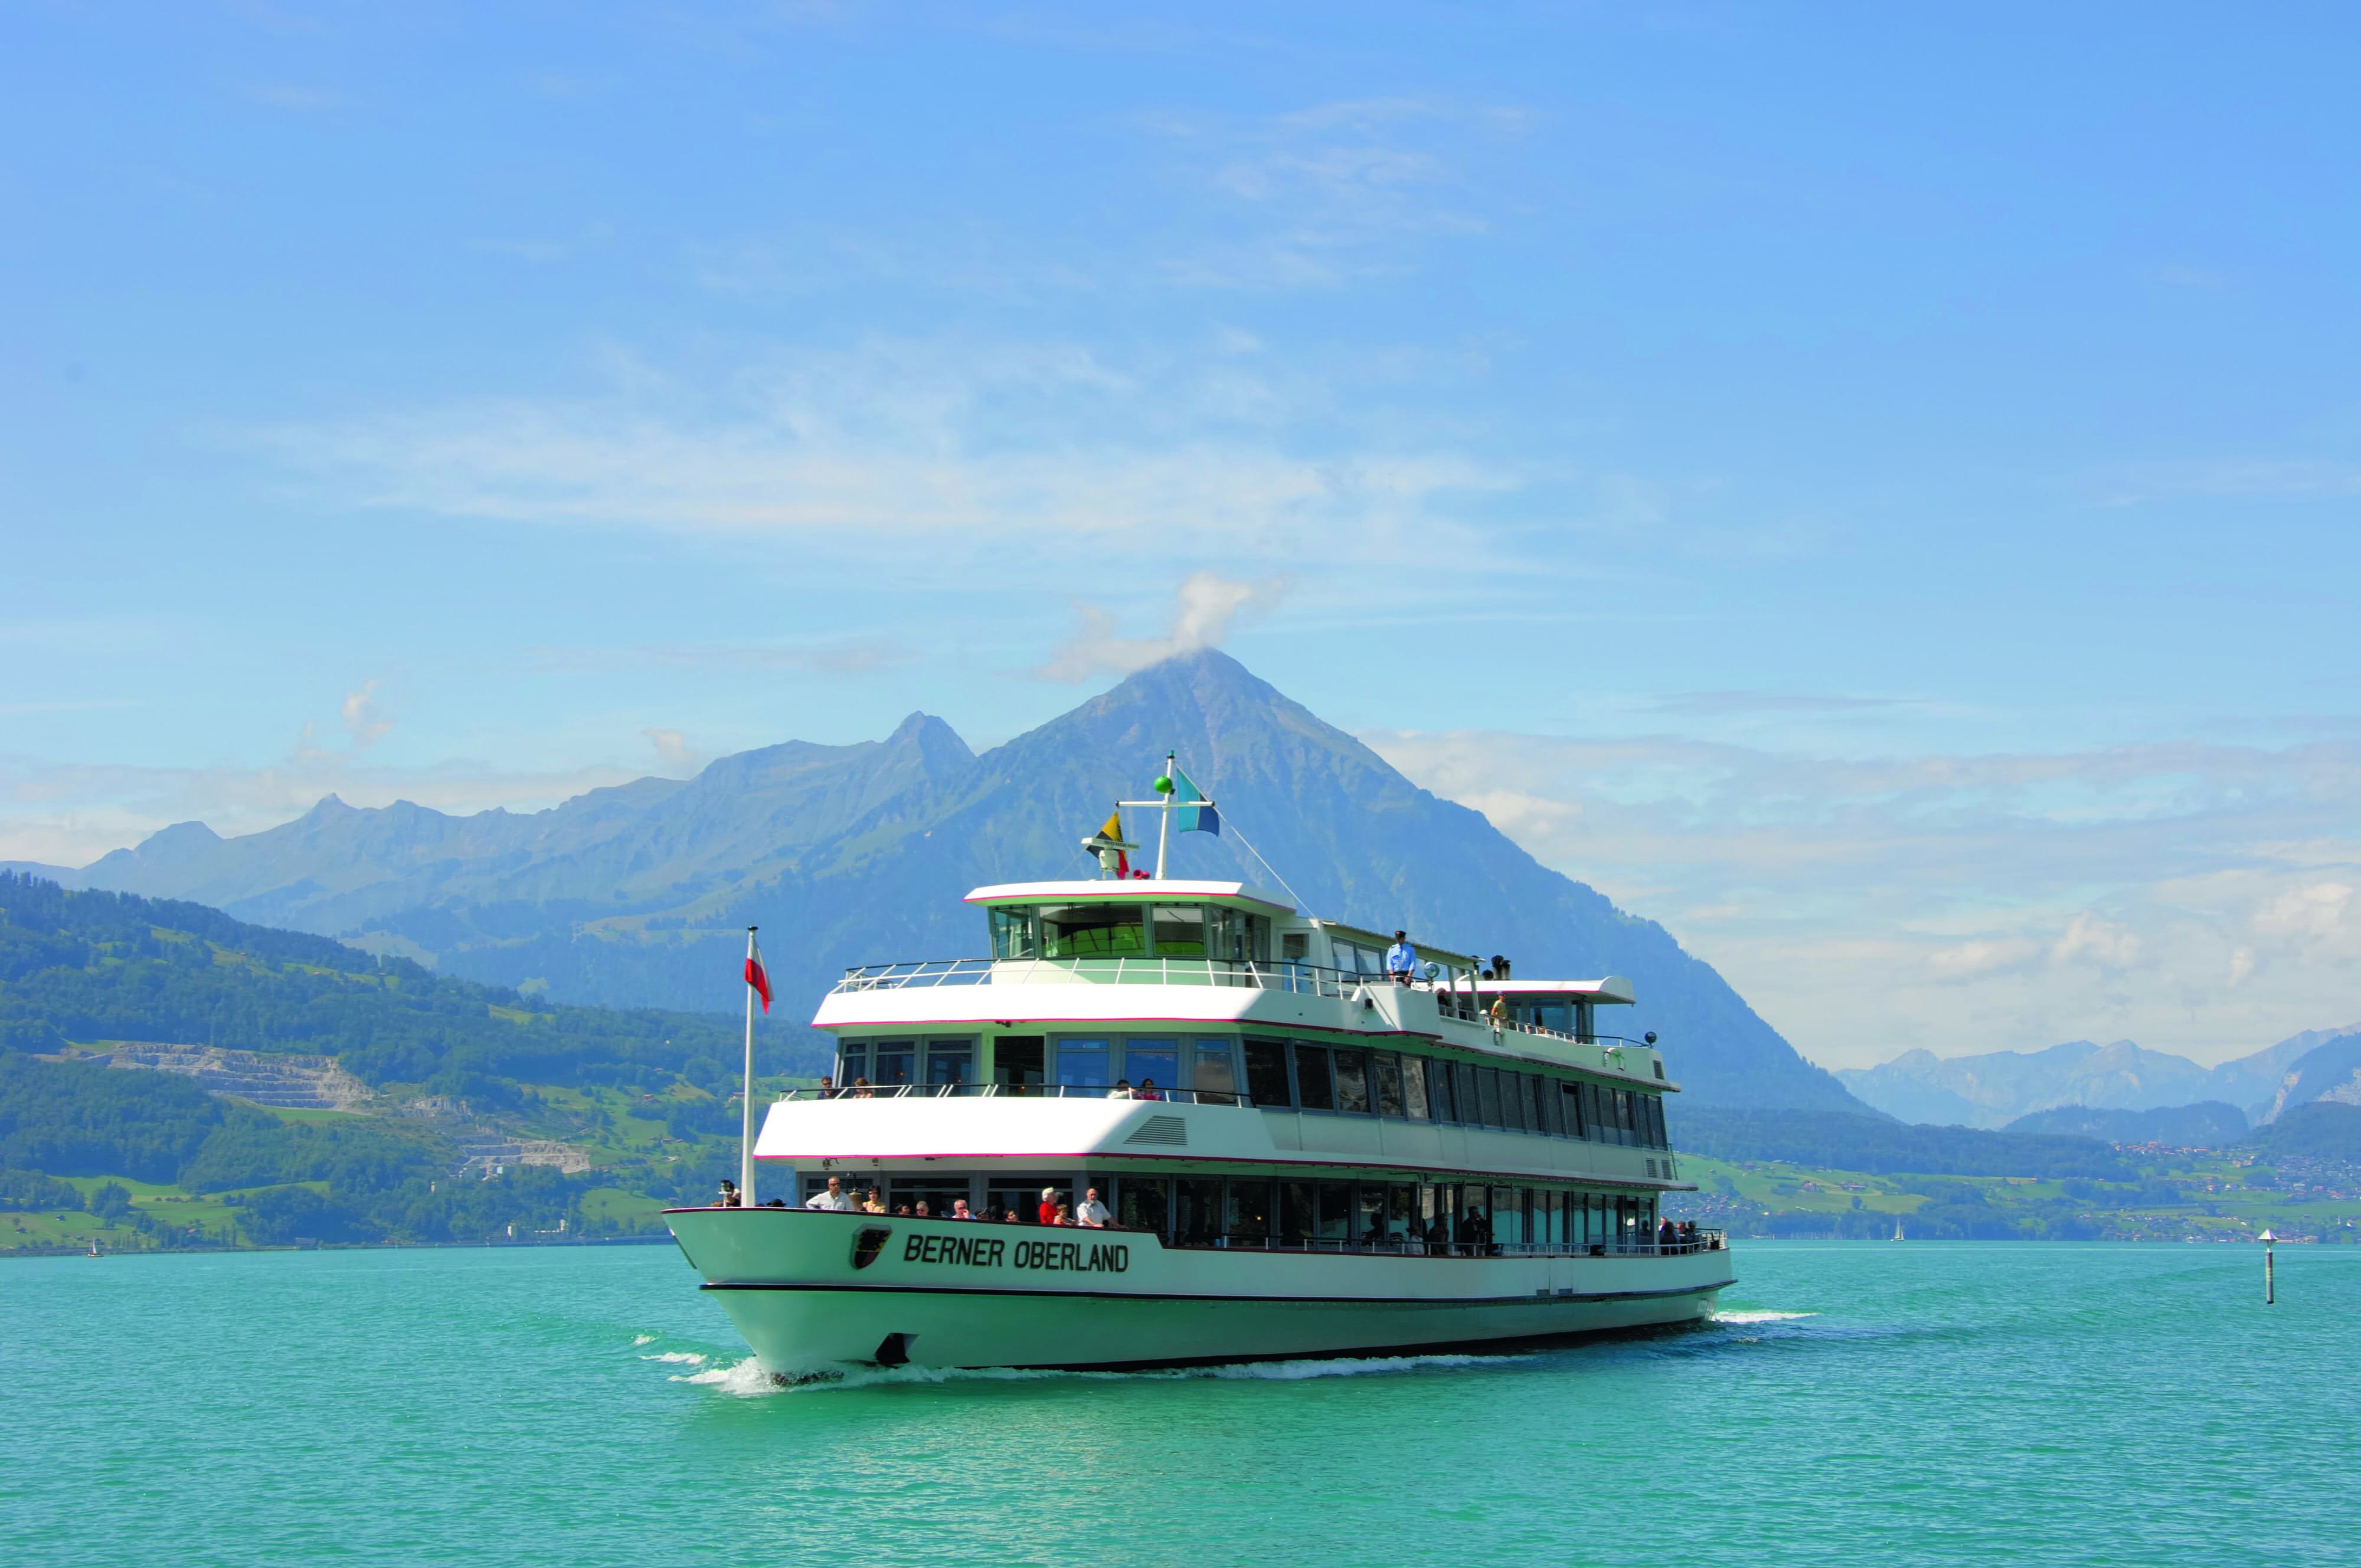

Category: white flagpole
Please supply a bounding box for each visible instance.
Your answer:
[741,925,757,1206]
[1155,751,1175,880]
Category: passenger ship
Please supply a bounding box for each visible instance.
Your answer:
[666,770,1732,1373]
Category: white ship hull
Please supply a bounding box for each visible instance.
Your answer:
[668,1208,1734,1372]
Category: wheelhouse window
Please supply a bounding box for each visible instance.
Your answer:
[873,1040,915,1088]
[1209,906,1270,964]
[988,906,1039,959]
[1150,904,1206,956]
[1038,903,1147,959]
[1372,1052,1407,1118]
[836,1042,868,1084]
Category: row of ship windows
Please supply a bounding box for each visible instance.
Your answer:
[799,1171,1662,1252]
[832,1034,1670,1151]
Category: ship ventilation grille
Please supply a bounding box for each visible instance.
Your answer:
[1124,1115,1188,1147]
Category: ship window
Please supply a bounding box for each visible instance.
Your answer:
[1474,1067,1502,1128]
[1116,1177,1170,1240]
[1226,1180,1273,1246]
[1371,1052,1406,1118]
[892,1179,972,1217]
[1281,931,1309,961]
[1492,1187,1523,1246]
[874,1041,915,1088]
[1537,1078,1561,1137]
[1123,1037,1179,1095]
[987,906,1039,960]
[1399,1056,1429,1120]
[1645,1093,1667,1148]
[993,1035,1044,1090]
[1388,1183,1417,1245]
[1038,904,1147,960]
[1054,1037,1110,1089]
[1192,1038,1238,1101]
[1242,1039,1291,1107]
[1280,1180,1315,1244]
[1358,1184,1392,1245]
[1209,906,1269,964]
[1453,1062,1480,1127]
[1427,1058,1455,1122]
[1560,1081,1585,1140]
[1532,1001,1575,1033]
[1149,904,1206,957]
[1579,1082,1602,1143]
[1614,1088,1636,1145]
[1333,1049,1371,1114]
[1175,1179,1222,1246]
[1508,1073,1533,1134]
[925,1042,973,1087]
[986,1176,1065,1224]
[1317,1181,1353,1241]
[1293,1044,1335,1111]
[837,1043,867,1083]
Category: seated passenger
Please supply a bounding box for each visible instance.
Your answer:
[1003,1208,1022,1223]
[1075,1187,1111,1228]
[914,1201,931,1218]
[895,1204,913,1217]
[817,1075,835,1098]
[852,1077,874,1098]
[715,1179,740,1208]
[1109,1078,1133,1099]
[862,1188,887,1215]
[1038,1187,1061,1226]
[951,1199,973,1219]
[764,1198,786,1207]
[1134,1078,1161,1102]
[1052,1202,1072,1226]
[804,1176,852,1212]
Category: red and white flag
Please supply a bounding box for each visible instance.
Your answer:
[744,935,772,1013]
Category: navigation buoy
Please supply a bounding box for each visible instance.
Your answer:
[2261,1229,2276,1305]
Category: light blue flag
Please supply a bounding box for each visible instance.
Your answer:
[1173,769,1219,835]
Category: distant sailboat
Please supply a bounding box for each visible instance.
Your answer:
[1892,1219,1906,1242]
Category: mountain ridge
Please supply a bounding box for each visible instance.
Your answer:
[67,651,1863,1112]
[1840,1026,2361,1129]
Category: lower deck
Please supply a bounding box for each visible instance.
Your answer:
[667,1204,1735,1371]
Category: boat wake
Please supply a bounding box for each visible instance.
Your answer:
[668,1349,1534,1397]
[1712,1310,1818,1324]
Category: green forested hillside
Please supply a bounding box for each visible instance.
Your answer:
[0,871,756,1093]
[0,873,770,1251]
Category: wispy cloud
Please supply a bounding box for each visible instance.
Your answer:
[1365,725,2361,1069]
[1145,97,1525,289]
[1038,571,1291,682]
[246,336,1522,565]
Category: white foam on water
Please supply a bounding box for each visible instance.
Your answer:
[674,1356,791,1397]
[675,1349,1531,1398]
[641,1351,708,1364]
[1205,1351,1523,1380]
[630,1334,656,1347]
[1713,1310,1818,1324]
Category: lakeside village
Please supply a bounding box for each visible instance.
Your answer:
[1665,1145,2361,1244]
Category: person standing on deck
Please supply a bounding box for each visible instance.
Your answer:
[1386,931,1418,986]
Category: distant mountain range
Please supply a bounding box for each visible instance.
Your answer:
[1839,1026,2361,1131]
[31,652,1864,1111]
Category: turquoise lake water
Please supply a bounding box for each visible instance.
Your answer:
[5,1240,2354,1567]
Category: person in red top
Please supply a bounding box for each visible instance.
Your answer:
[1038,1186,1061,1225]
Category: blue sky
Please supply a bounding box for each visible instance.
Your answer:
[5,3,2359,1068]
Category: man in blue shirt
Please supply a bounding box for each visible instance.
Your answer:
[1386,930,1417,986]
